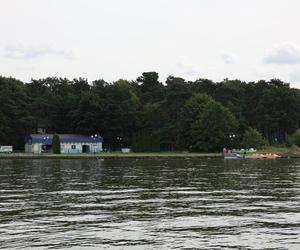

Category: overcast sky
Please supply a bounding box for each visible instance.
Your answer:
[1,0,300,86]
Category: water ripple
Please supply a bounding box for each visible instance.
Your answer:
[0,158,299,249]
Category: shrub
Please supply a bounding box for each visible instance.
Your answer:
[132,130,160,152]
[242,127,266,149]
[52,134,61,154]
[288,130,300,147]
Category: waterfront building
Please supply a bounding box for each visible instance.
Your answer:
[25,134,103,154]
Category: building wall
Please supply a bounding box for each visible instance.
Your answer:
[26,142,103,154]
[61,142,102,154]
[25,143,43,154]
[25,143,30,153]
[34,143,42,154]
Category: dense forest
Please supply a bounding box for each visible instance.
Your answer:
[1,72,300,151]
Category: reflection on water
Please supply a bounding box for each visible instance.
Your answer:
[0,158,300,249]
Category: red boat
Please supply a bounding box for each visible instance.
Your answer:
[246,153,280,159]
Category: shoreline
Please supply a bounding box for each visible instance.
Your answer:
[0,151,299,159]
[0,153,222,160]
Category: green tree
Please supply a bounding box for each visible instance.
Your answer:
[242,127,266,149]
[0,76,32,148]
[103,79,140,148]
[2,73,300,151]
[131,130,160,152]
[52,134,61,154]
[179,94,238,151]
[246,80,300,143]
[137,72,165,104]
[288,130,300,147]
[178,94,214,149]
[191,78,216,96]
[213,79,247,132]
[161,76,192,150]
[190,102,239,151]
[72,91,105,134]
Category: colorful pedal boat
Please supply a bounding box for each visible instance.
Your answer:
[246,153,280,159]
[224,153,242,159]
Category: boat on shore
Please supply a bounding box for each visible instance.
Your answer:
[224,153,242,159]
[246,153,280,159]
[232,148,256,154]
[224,152,280,160]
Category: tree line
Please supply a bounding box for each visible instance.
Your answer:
[1,72,300,151]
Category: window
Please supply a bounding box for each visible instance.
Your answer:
[71,145,76,149]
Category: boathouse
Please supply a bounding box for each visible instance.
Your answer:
[25,134,103,154]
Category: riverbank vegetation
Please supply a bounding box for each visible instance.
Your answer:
[0,152,222,158]
[1,145,300,158]
[52,134,61,154]
[1,73,300,151]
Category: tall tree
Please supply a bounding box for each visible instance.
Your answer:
[103,79,140,148]
[52,134,61,154]
[1,73,300,151]
[178,94,214,149]
[0,76,32,148]
[161,76,192,150]
[137,72,165,104]
[179,94,238,151]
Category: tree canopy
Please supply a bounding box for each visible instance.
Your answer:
[179,94,238,151]
[1,73,300,151]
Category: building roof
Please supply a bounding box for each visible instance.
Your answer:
[26,134,103,143]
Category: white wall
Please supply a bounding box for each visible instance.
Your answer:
[33,143,42,154]
[28,142,103,154]
[61,142,103,153]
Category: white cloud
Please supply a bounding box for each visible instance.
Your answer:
[1,45,75,60]
[221,53,236,64]
[263,43,300,65]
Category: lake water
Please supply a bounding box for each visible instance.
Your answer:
[0,158,299,249]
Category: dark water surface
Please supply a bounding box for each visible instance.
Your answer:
[0,158,299,249]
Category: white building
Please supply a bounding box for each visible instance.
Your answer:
[25,134,103,154]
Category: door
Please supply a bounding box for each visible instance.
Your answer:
[82,145,90,153]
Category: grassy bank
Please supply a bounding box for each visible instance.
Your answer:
[0,151,222,159]
[256,145,300,155]
[1,146,300,159]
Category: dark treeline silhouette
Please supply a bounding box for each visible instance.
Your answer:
[1,72,300,151]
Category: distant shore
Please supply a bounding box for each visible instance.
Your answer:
[0,152,222,160]
[1,148,300,159]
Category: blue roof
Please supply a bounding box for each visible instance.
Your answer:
[26,134,103,144]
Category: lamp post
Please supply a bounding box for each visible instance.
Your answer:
[229,134,236,149]
[42,136,49,154]
[91,134,99,154]
[229,134,235,140]
[116,136,123,150]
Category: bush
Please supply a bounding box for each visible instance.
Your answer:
[288,130,300,147]
[52,134,61,154]
[242,127,266,149]
[290,144,300,152]
[132,130,160,152]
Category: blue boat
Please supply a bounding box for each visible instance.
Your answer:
[224,153,241,159]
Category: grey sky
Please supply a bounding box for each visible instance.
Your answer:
[1,0,300,86]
